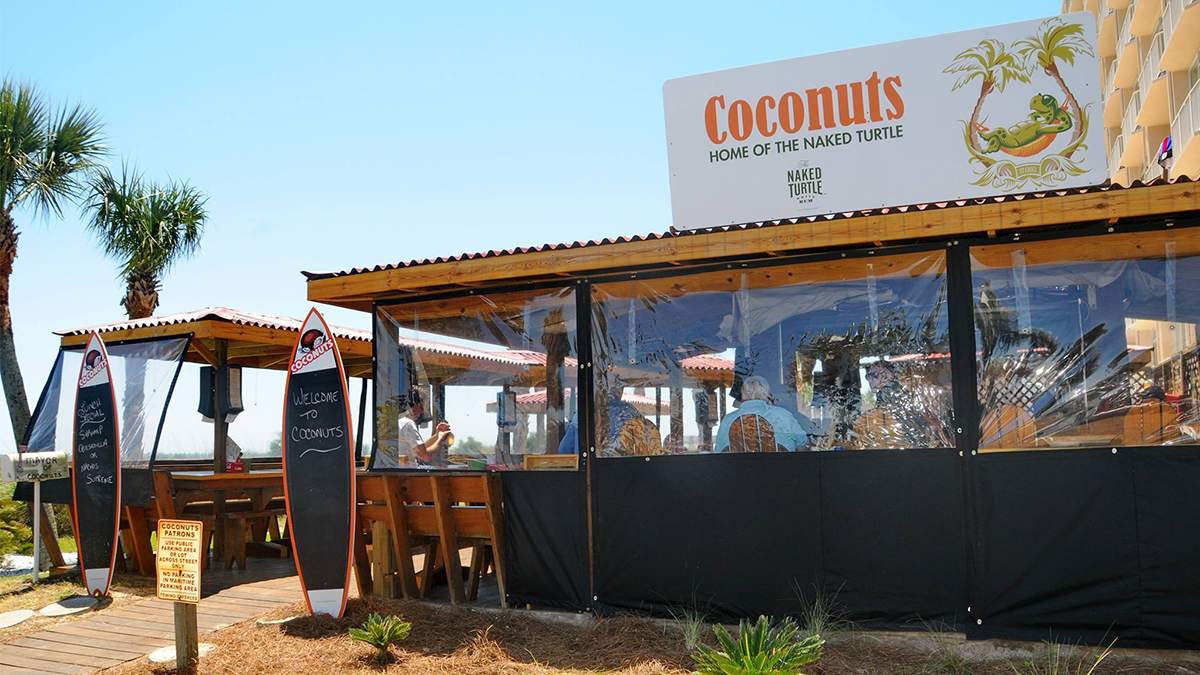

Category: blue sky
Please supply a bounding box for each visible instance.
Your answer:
[1,0,1060,450]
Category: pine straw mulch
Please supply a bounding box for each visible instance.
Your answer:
[102,596,1200,675]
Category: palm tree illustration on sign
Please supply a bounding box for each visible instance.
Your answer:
[943,17,1094,190]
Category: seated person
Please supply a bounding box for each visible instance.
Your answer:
[714,375,808,452]
[602,381,662,456]
[374,390,454,468]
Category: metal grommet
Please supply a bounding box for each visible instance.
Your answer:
[1107,227,1114,233]
[967,605,972,613]
[644,457,650,462]
[976,618,982,625]
[959,451,964,457]
[1111,448,1118,454]
[971,450,977,456]
[956,427,963,434]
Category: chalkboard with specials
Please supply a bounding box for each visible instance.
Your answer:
[283,308,355,618]
[71,332,120,597]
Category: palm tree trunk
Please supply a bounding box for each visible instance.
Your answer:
[968,78,994,155]
[122,271,159,466]
[0,210,30,443]
[1047,64,1084,156]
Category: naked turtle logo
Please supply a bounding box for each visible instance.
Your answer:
[786,160,825,206]
[943,16,1094,190]
[291,328,333,373]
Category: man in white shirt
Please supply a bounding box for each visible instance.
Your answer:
[374,391,454,468]
[714,375,809,452]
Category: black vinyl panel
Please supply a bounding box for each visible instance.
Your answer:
[971,450,1140,645]
[501,470,590,611]
[594,453,824,620]
[819,451,965,628]
[12,478,71,504]
[1129,448,1200,647]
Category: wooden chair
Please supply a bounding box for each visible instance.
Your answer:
[615,416,664,456]
[979,405,1037,451]
[727,415,784,453]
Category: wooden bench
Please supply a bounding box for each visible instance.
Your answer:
[356,473,506,607]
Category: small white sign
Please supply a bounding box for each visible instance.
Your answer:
[0,451,70,482]
[663,13,1104,230]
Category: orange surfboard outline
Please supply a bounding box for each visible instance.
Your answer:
[70,331,121,598]
[281,307,356,619]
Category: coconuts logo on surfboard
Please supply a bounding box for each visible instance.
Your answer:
[282,309,355,618]
[291,327,334,374]
[79,348,108,387]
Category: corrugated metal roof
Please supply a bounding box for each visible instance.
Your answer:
[302,178,1187,281]
[55,307,372,342]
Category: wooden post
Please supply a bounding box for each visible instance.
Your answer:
[430,476,465,604]
[174,602,199,668]
[124,506,155,575]
[369,521,397,598]
[212,340,229,473]
[383,476,419,599]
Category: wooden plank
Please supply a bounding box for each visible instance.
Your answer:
[370,521,397,598]
[117,601,253,624]
[483,474,508,608]
[0,649,92,674]
[40,623,171,650]
[0,663,62,675]
[16,633,148,658]
[64,617,174,640]
[83,614,177,636]
[384,475,419,599]
[430,476,465,604]
[124,505,155,575]
[0,644,116,669]
[175,602,200,670]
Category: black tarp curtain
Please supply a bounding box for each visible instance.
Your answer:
[500,441,1200,648]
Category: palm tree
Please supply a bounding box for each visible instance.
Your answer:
[85,166,206,463]
[84,166,207,319]
[943,39,1029,159]
[0,80,105,441]
[1014,18,1094,157]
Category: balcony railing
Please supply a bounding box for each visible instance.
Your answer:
[1118,3,1136,49]
[1110,132,1126,169]
[1123,87,1143,138]
[1108,57,1120,94]
[1144,161,1166,183]
[1164,0,1194,47]
[1139,31,1166,95]
[1171,79,1200,162]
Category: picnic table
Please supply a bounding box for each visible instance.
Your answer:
[150,468,287,570]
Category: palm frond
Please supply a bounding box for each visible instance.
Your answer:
[85,165,208,281]
[1,80,105,217]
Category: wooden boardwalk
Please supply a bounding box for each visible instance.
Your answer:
[0,559,300,674]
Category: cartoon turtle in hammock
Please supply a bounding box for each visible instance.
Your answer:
[974,93,1072,157]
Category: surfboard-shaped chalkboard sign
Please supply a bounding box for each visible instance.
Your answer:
[283,308,355,618]
[71,331,120,597]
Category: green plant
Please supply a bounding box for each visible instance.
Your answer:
[1014,639,1114,675]
[0,79,105,443]
[668,606,707,652]
[349,613,412,662]
[692,615,824,675]
[795,586,850,639]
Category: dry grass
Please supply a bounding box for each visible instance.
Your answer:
[106,596,692,674]
[98,596,1200,675]
[0,571,156,640]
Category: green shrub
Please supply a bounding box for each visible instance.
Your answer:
[349,613,412,662]
[693,615,824,675]
[1014,639,1115,675]
[0,483,32,557]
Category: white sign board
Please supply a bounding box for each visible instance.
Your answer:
[664,13,1104,231]
[0,451,70,482]
[156,519,204,604]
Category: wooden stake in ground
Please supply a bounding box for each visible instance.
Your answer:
[156,518,204,668]
[174,602,199,668]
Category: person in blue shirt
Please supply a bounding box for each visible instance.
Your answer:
[714,375,809,452]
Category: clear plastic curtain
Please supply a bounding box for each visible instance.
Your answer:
[23,336,189,468]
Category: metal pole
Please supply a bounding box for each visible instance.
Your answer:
[31,479,40,585]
